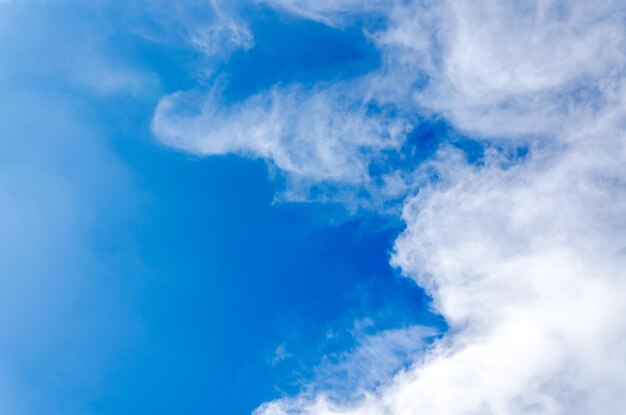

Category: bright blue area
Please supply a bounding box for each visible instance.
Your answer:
[223,6,380,100]
[0,2,444,414]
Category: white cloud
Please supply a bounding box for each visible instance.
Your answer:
[150,1,626,413]
[252,1,626,414]
[152,79,410,188]
[257,0,389,27]
[396,0,626,138]
[151,0,625,198]
[259,324,437,414]
[257,114,626,415]
[135,0,253,57]
[307,325,437,399]
[172,0,253,56]
[149,2,415,203]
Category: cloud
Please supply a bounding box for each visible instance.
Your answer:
[136,0,253,57]
[255,1,626,414]
[152,79,411,195]
[151,0,624,200]
[256,132,626,413]
[149,2,417,204]
[257,0,389,27]
[259,324,437,414]
[149,0,626,413]
[258,117,626,414]
[256,0,626,138]
[392,0,626,138]
[309,325,437,399]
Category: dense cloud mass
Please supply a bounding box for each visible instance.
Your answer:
[152,1,626,414]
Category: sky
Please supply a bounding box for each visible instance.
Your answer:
[1,1,626,415]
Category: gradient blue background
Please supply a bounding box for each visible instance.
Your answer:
[0,2,445,414]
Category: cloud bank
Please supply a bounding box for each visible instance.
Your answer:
[152,1,626,414]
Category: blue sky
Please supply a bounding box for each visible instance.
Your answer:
[0,2,441,414]
[3,1,626,415]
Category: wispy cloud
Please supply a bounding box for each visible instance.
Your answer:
[257,0,389,27]
[152,79,410,189]
[138,0,253,57]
